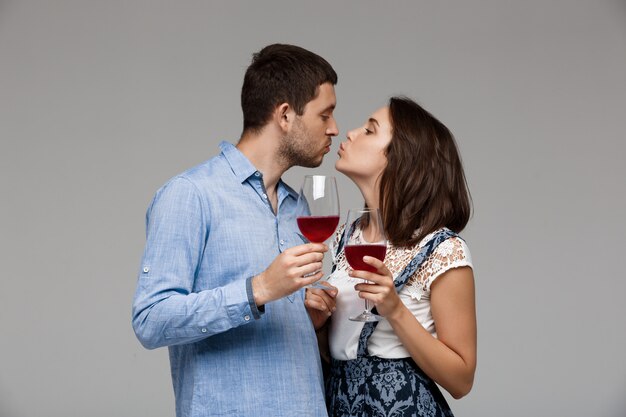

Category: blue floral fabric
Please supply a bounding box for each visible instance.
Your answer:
[327,356,454,417]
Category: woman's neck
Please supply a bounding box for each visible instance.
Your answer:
[352,178,384,242]
[352,176,380,211]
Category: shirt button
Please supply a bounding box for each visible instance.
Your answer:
[262,193,267,199]
[279,239,285,245]
[244,315,250,321]
[254,171,260,177]
[142,266,150,273]
[201,328,207,333]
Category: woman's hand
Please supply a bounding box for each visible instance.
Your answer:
[350,256,405,319]
[304,282,338,330]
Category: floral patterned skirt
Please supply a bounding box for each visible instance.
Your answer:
[326,356,454,417]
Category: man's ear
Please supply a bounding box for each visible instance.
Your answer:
[275,102,294,133]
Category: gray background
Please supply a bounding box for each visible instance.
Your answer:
[1,1,625,416]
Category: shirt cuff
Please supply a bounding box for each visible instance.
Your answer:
[246,276,265,319]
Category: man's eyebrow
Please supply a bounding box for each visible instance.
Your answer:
[368,118,380,127]
[321,104,336,113]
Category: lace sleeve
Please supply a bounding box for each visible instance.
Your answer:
[329,223,346,266]
[404,237,472,300]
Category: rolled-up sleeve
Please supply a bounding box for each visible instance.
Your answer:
[131,177,258,350]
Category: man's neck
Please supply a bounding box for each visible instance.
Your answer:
[237,129,288,210]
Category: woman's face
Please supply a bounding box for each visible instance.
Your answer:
[335,106,392,182]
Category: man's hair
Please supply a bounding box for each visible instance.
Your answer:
[241,44,337,134]
[379,96,472,247]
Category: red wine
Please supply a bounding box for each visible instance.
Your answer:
[297,215,340,243]
[345,244,387,272]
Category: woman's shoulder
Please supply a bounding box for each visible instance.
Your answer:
[417,228,472,266]
[403,228,473,300]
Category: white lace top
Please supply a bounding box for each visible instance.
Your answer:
[327,225,473,360]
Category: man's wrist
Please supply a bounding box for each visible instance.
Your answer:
[251,273,269,307]
[245,275,265,318]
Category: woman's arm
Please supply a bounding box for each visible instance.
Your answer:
[387,266,476,398]
[355,260,476,399]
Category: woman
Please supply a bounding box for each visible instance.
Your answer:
[306,96,476,417]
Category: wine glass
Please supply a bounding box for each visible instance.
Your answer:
[343,208,387,322]
[295,175,340,285]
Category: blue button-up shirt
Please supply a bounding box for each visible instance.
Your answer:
[132,142,327,417]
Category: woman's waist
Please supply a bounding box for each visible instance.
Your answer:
[330,355,422,380]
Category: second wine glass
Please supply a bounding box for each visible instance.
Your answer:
[343,208,388,322]
[295,175,340,285]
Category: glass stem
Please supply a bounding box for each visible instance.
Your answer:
[364,280,372,313]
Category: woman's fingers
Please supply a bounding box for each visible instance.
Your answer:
[305,286,338,313]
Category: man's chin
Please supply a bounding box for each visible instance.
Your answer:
[298,156,324,169]
[300,161,322,169]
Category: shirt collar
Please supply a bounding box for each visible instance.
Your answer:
[219,141,260,183]
[278,180,298,201]
[218,141,298,201]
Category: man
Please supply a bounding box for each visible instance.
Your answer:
[132,44,339,417]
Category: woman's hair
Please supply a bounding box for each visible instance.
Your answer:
[241,44,337,134]
[379,96,472,247]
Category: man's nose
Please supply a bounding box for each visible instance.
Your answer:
[326,119,339,137]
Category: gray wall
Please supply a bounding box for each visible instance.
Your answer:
[1,1,625,416]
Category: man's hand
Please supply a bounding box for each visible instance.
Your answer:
[305,282,338,330]
[252,243,328,306]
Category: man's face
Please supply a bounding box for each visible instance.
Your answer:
[279,82,338,168]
